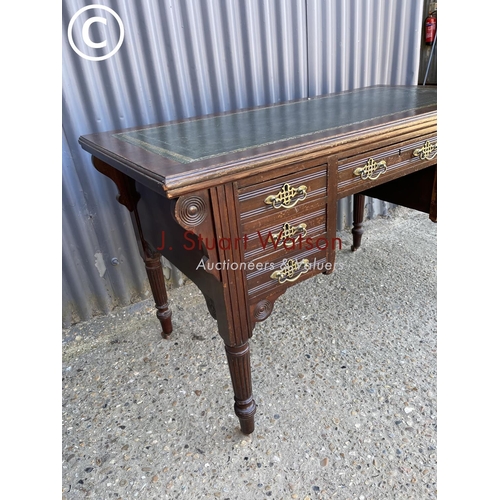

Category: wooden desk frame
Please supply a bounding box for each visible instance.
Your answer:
[79,86,437,434]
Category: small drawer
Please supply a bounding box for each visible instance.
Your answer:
[238,162,327,223]
[246,247,330,299]
[242,207,327,262]
[338,135,437,197]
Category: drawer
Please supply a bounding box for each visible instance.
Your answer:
[338,134,437,197]
[246,247,330,299]
[238,162,327,223]
[236,157,337,300]
[243,207,327,262]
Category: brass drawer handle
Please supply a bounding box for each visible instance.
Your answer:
[271,222,307,249]
[413,140,437,160]
[264,183,308,209]
[353,158,387,181]
[270,258,309,283]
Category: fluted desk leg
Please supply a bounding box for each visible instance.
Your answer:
[351,193,365,251]
[225,342,257,434]
[144,253,173,339]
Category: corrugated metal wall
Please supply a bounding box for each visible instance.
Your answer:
[62,0,424,327]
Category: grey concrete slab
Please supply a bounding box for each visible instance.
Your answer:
[62,206,436,500]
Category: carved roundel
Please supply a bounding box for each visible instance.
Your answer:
[176,195,208,227]
[253,299,274,322]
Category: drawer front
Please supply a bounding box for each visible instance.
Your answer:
[238,162,327,223]
[236,158,336,300]
[246,247,330,300]
[338,135,437,197]
[243,206,327,260]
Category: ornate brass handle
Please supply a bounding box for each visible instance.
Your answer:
[413,140,437,160]
[353,158,387,181]
[264,183,308,209]
[271,222,307,249]
[270,258,310,284]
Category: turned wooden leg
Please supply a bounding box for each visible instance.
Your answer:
[225,342,257,434]
[91,157,174,338]
[144,253,173,339]
[351,193,365,251]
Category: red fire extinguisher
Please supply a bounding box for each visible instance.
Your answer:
[425,10,437,45]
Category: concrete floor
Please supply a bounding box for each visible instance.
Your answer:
[62,206,437,500]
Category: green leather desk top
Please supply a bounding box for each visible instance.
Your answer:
[79,85,437,196]
[113,86,437,164]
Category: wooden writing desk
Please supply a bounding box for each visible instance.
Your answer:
[79,85,437,434]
